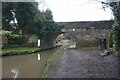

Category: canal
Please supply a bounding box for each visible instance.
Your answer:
[1,47,59,78]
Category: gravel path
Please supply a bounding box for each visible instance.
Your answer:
[48,48,118,78]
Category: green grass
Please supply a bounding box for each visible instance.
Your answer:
[42,47,64,78]
[0,47,41,55]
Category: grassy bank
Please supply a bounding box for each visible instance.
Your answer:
[42,47,64,78]
[0,47,41,56]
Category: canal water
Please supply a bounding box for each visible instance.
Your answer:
[1,48,58,78]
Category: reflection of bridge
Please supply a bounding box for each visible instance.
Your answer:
[41,20,113,49]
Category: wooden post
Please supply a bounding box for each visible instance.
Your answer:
[107,29,111,49]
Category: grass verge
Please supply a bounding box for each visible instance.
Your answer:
[0,47,41,56]
[41,47,64,78]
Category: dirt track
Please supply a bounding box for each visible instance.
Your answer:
[48,48,118,78]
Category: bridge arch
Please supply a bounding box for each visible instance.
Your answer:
[40,20,113,49]
[53,32,77,48]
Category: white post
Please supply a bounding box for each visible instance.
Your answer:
[73,28,75,31]
[38,54,41,60]
[38,39,41,47]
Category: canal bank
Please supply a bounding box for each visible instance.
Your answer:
[1,46,61,57]
[42,47,64,78]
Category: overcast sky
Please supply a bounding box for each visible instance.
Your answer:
[36,0,114,22]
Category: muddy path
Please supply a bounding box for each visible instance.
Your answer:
[48,48,118,78]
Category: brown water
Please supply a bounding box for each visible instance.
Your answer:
[1,48,58,78]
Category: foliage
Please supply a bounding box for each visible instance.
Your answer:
[2,2,15,30]
[2,2,39,34]
[110,2,120,50]
[2,2,63,36]
[0,30,12,36]
[15,2,39,34]
[7,35,23,46]
[39,20,64,38]
[101,1,120,50]
[43,9,53,20]
[33,12,44,35]
[0,30,23,47]
[2,2,64,49]
[33,9,63,38]
[112,23,120,50]
[110,2,120,23]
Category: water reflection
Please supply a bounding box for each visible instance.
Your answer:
[11,68,19,78]
[2,48,57,78]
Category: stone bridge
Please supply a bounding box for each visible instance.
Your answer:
[41,20,113,49]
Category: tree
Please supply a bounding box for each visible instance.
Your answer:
[2,2,15,30]
[2,2,39,34]
[15,2,39,34]
[2,2,64,48]
[43,9,53,20]
[34,9,63,39]
[2,2,40,45]
[39,20,63,39]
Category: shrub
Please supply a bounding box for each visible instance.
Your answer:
[0,30,24,48]
[112,23,120,51]
[8,35,23,46]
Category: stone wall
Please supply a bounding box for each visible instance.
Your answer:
[63,29,108,48]
[59,20,113,29]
